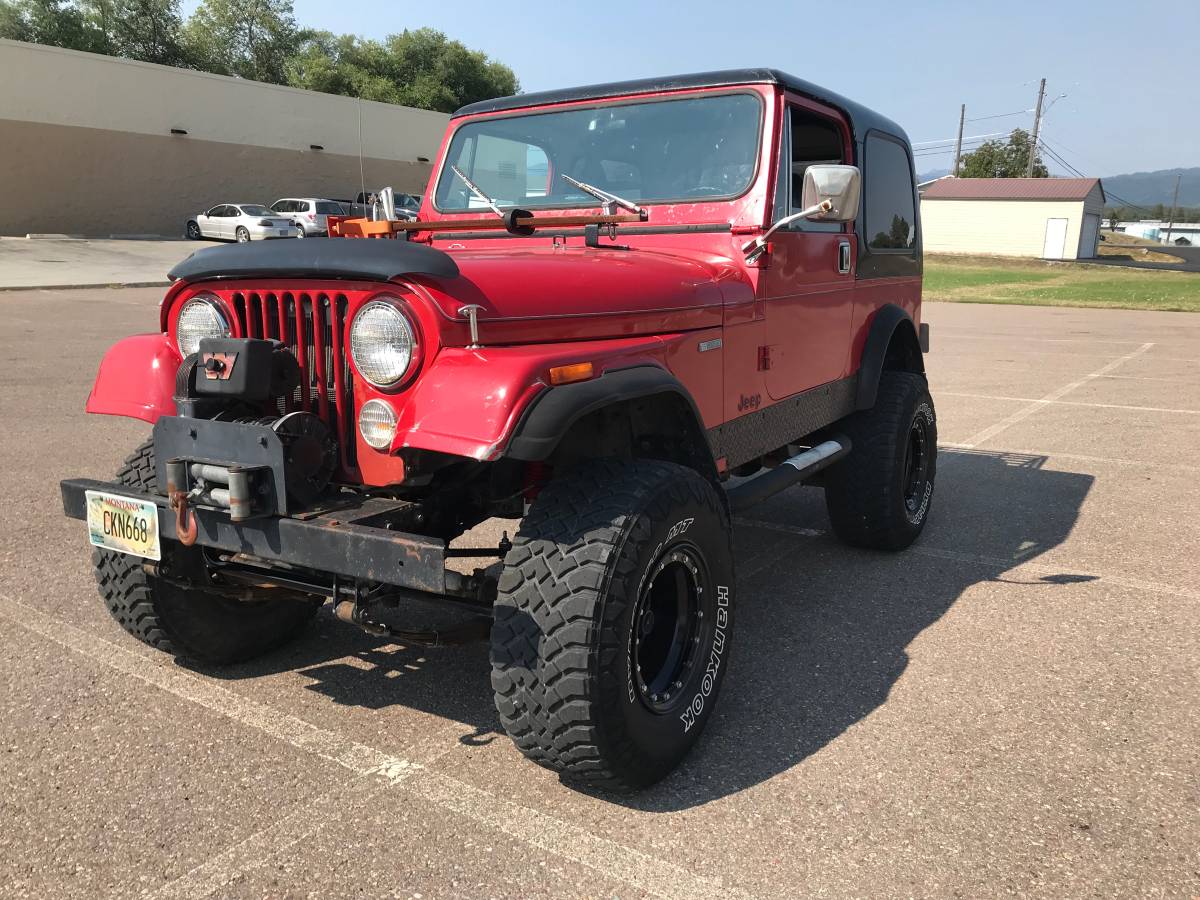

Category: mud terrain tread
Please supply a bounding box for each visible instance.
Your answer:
[490,459,726,789]
[92,439,318,664]
[92,441,180,655]
[825,371,936,550]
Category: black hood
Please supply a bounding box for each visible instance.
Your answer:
[168,237,459,283]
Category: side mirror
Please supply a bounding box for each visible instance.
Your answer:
[800,165,861,222]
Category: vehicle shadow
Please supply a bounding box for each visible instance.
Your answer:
[199,447,1094,808]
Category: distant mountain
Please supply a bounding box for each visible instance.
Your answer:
[914,166,1199,211]
[1100,167,1200,210]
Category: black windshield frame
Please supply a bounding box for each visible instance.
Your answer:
[431,89,766,214]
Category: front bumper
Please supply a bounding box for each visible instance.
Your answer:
[59,478,448,593]
[247,223,295,240]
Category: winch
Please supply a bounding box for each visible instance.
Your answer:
[157,337,340,524]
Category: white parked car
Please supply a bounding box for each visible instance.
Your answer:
[269,198,348,237]
[186,204,295,242]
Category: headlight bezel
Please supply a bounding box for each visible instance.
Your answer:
[175,293,231,357]
[349,297,421,389]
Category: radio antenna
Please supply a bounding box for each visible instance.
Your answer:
[357,98,367,214]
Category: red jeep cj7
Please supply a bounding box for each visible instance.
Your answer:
[62,69,935,791]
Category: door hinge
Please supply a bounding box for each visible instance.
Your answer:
[757,346,772,371]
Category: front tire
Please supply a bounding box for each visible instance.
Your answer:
[490,459,735,791]
[824,370,937,550]
[235,226,250,243]
[186,220,201,240]
[92,439,319,664]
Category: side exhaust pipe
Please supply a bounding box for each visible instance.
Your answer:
[725,437,851,512]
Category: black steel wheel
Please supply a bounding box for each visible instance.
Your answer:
[491,459,735,791]
[631,546,705,713]
[901,412,933,524]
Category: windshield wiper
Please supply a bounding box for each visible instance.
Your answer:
[450,165,505,219]
[560,174,645,217]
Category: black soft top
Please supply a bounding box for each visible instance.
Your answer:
[453,68,908,147]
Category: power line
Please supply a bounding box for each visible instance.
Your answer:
[966,108,1033,122]
[913,130,1006,147]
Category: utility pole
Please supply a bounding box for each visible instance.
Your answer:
[1164,173,1182,245]
[952,104,966,176]
[1026,77,1046,177]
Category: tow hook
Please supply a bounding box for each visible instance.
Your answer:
[169,488,199,547]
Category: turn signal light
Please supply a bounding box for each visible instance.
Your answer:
[548,362,594,385]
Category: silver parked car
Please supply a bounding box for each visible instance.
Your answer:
[269,198,348,237]
[186,204,295,242]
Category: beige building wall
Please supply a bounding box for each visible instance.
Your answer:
[920,198,1091,259]
[0,39,451,236]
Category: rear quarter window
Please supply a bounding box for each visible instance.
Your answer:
[865,134,917,252]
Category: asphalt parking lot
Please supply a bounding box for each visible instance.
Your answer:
[2,287,1198,898]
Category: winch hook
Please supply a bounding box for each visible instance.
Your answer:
[169,489,198,547]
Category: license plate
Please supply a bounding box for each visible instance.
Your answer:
[85,490,161,560]
[278,230,290,236]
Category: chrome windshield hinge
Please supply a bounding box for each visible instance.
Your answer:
[458,305,484,349]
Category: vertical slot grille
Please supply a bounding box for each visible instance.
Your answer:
[230,289,357,475]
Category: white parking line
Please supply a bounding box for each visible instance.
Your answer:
[733,518,1200,601]
[937,334,1150,346]
[939,391,1200,415]
[1095,373,1200,383]
[937,443,1200,472]
[153,778,389,900]
[956,342,1155,448]
[0,593,745,900]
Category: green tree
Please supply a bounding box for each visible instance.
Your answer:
[285,26,518,112]
[183,0,297,83]
[959,129,1048,179]
[0,1,31,40]
[0,0,101,50]
[76,0,186,64]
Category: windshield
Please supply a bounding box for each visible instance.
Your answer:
[239,205,272,216]
[434,92,762,212]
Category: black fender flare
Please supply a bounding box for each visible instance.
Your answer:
[855,304,925,410]
[505,365,711,465]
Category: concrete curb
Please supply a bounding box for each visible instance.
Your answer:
[0,280,172,292]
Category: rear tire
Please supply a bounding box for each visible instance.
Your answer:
[490,459,735,791]
[235,226,250,243]
[824,370,937,550]
[92,439,319,665]
[294,226,306,239]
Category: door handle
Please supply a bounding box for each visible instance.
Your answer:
[837,241,852,275]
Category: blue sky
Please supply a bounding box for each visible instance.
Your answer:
[184,0,1198,178]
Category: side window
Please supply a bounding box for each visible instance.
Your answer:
[270,201,286,213]
[775,106,846,233]
[865,135,917,252]
[206,205,223,217]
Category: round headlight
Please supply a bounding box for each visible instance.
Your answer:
[176,294,230,356]
[350,300,417,387]
[358,399,398,450]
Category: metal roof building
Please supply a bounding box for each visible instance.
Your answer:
[920,177,1106,260]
